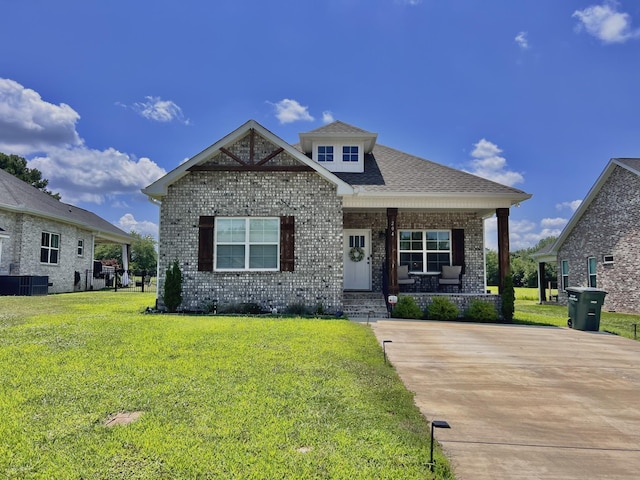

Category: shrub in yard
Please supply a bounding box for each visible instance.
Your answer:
[465,299,499,322]
[163,259,182,313]
[501,273,515,323]
[391,295,423,319]
[285,303,311,315]
[425,296,459,320]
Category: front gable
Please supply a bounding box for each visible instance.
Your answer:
[143,120,353,200]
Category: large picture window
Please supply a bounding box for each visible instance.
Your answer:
[215,218,279,270]
[399,230,451,272]
[41,232,60,264]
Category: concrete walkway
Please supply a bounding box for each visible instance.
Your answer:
[372,320,640,480]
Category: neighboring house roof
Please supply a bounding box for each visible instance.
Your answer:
[539,158,640,261]
[0,168,132,244]
[143,119,531,216]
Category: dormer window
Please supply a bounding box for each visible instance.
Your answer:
[318,146,334,162]
[342,146,359,162]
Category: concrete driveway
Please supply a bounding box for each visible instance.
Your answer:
[372,320,640,480]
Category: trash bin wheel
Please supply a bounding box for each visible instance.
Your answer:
[567,318,572,328]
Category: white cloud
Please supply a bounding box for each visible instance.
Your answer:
[270,99,314,124]
[322,111,335,123]
[465,138,524,187]
[117,213,159,238]
[131,96,190,124]
[28,146,166,204]
[0,78,82,155]
[540,217,569,229]
[484,217,563,251]
[573,1,640,44]
[515,31,530,49]
[556,199,582,212]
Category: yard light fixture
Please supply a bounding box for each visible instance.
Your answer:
[429,420,451,472]
[632,323,637,340]
[382,340,392,364]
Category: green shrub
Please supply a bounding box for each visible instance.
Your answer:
[465,299,499,322]
[426,296,459,320]
[391,296,423,319]
[218,302,265,315]
[501,274,515,322]
[285,303,311,315]
[163,259,182,313]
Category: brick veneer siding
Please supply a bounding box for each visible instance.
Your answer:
[0,210,96,293]
[557,166,640,314]
[158,151,344,313]
[344,211,486,294]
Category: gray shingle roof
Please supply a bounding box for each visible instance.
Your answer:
[303,120,373,135]
[614,158,640,173]
[0,168,132,243]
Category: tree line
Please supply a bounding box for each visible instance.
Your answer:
[486,237,557,287]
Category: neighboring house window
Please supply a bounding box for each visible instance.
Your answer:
[342,146,359,162]
[603,254,614,264]
[215,218,280,271]
[561,260,569,291]
[41,232,60,264]
[318,146,334,162]
[588,257,597,287]
[77,239,84,257]
[399,230,451,272]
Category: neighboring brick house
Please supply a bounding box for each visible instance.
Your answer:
[143,120,531,313]
[535,158,640,313]
[0,168,133,294]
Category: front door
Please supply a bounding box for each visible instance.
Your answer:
[343,229,371,290]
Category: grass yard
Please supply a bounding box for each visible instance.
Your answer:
[488,286,640,340]
[0,292,453,479]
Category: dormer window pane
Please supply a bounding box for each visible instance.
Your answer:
[342,146,358,162]
[318,146,334,162]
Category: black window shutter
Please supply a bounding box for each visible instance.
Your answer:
[452,228,465,274]
[198,216,215,271]
[280,216,295,272]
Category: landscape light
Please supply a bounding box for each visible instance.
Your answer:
[382,340,392,364]
[430,420,451,472]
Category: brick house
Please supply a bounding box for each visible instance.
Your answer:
[0,168,132,294]
[143,120,531,314]
[535,158,640,314]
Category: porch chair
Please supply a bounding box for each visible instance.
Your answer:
[438,265,462,292]
[397,265,417,292]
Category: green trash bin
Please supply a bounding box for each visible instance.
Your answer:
[566,287,607,331]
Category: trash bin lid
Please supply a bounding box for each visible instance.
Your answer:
[565,286,607,294]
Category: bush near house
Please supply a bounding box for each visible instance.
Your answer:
[425,297,459,321]
[391,295,423,319]
[465,299,499,322]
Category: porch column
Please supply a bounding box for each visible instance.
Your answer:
[537,261,547,304]
[496,208,510,293]
[387,208,399,295]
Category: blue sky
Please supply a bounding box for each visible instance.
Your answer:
[1,0,639,250]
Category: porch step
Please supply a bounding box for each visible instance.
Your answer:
[343,292,389,320]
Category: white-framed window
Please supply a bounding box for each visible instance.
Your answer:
[215,218,279,271]
[77,239,84,257]
[588,257,597,287]
[399,230,451,272]
[561,260,569,291]
[317,146,334,162]
[41,232,60,264]
[342,146,359,162]
[603,254,614,264]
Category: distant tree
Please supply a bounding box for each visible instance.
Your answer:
[485,249,499,286]
[0,152,61,199]
[485,236,557,287]
[94,243,123,267]
[129,231,158,273]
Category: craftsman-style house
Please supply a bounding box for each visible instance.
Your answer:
[143,120,531,314]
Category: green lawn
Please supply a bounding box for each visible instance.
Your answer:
[0,292,453,479]
[488,287,640,340]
